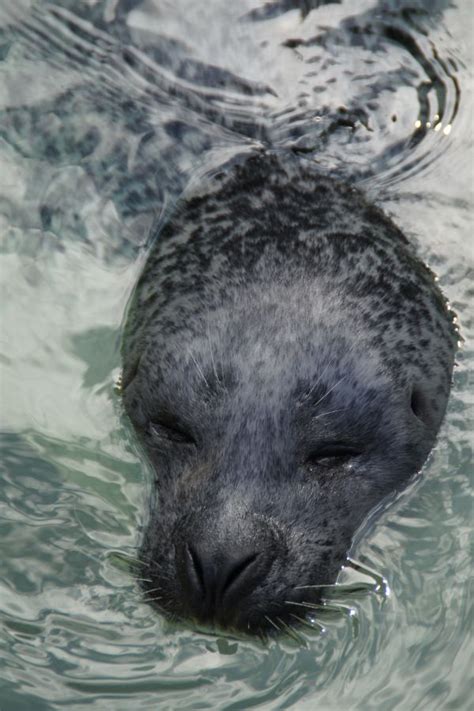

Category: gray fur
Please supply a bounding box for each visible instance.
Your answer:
[122,151,457,632]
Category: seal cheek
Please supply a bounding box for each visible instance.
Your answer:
[176,460,215,492]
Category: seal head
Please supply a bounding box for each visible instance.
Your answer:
[122,153,457,633]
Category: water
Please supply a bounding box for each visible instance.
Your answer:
[0,1,472,709]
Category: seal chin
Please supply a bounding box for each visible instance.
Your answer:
[142,574,325,636]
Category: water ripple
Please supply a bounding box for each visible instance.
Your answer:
[0,1,471,709]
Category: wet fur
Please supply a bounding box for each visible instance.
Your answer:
[122,151,457,632]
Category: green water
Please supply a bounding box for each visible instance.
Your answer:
[0,1,472,709]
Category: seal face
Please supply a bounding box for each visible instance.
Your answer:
[122,153,457,634]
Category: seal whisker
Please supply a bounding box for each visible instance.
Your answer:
[206,317,221,387]
[276,616,307,646]
[284,600,321,611]
[286,599,358,623]
[344,557,389,593]
[143,570,172,586]
[187,349,210,390]
[299,357,336,404]
[311,374,346,411]
[264,614,281,634]
[289,613,326,634]
[312,407,346,420]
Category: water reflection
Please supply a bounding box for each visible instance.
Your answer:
[0,1,471,709]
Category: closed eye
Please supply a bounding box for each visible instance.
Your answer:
[306,444,361,467]
[149,417,196,446]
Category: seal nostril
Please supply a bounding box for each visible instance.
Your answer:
[186,545,260,599]
[187,543,206,593]
[222,552,259,595]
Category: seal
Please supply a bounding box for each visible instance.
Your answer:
[122,151,457,634]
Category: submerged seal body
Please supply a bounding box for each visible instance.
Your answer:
[122,152,457,633]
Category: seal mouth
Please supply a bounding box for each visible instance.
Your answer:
[137,551,390,640]
[139,565,327,637]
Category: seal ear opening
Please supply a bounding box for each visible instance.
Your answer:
[410,386,429,424]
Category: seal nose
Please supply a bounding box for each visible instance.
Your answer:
[176,517,275,627]
[186,542,261,605]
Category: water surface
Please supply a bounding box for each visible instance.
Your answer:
[0,1,472,709]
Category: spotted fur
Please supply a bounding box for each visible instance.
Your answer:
[122,150,457,633]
